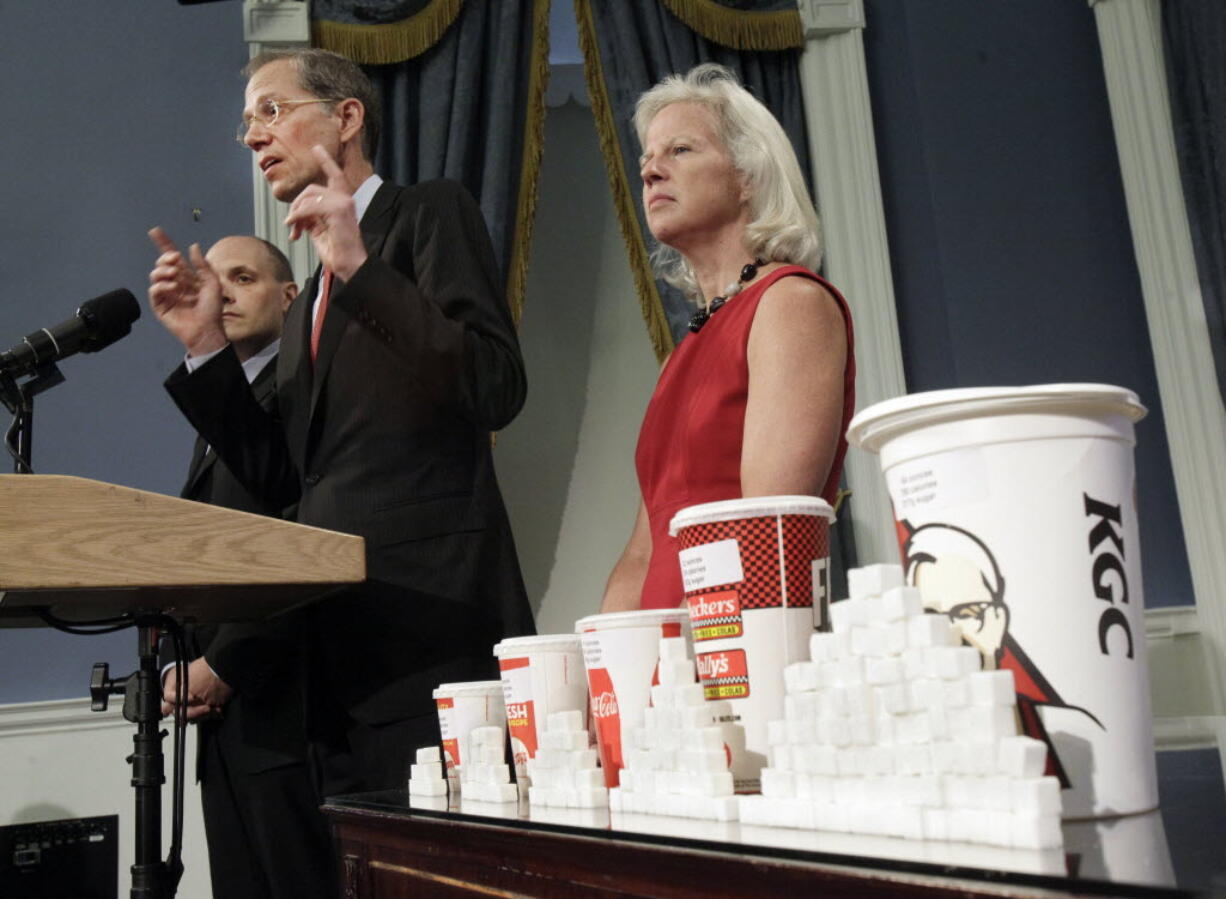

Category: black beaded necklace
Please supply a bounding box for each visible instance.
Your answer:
[688,259,767,333]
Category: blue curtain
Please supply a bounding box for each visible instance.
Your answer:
[1163,0,1226,407]
[313,0,551,322]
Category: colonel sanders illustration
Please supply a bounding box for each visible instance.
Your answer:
[900,521,1102,788]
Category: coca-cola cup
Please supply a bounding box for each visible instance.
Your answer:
[431,680,506,783]
[848,384,1156,818]
[574,608,692,787]
[491,634,587,784]
[670,496,835,792]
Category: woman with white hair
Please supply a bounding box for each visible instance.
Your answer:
[600,64,856,612]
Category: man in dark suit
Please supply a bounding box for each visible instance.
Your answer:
[148,48,535,801]
[159,235,334,899]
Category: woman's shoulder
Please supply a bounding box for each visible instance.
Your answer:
[755,267,845,331]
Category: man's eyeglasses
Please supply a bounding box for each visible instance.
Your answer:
[236,97,338,143]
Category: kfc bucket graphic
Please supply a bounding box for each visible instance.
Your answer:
[492,635,587,784]
[431,680,506,780]
[670,496,835,792]
[847,384,1157,818]
[574,609,691,787]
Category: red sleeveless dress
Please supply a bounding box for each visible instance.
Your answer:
[635,265,855,610]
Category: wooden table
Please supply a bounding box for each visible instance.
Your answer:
[324,791,1190,898]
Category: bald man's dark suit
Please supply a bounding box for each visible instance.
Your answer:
[169,358,333,899]
[166,179,535,794]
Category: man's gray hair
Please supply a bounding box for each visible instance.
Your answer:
[244,48,381,162]
[634,64,823,302]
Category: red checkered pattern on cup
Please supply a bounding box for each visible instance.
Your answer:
[678,514,829,610]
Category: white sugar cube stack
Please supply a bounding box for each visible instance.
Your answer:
[739,563,1062,849]
[408,745,448,797]
[608,637,743,822]
[459,725,519,803]
[526,709,607,808]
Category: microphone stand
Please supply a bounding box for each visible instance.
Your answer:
[7,356,186,896]
[0,360,64,473]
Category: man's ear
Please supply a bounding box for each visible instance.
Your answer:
[281,282,297,314]
[336,98,366,147]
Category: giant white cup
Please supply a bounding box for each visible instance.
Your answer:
[670,495,835,792]
[574,609,692,787]
[847,383,1155,817]
[492,634,587,784]
[431,680,506,781]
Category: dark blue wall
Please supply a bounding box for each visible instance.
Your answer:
[0,1,252,702]
[863,0,1194,608]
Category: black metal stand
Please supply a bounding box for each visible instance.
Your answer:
[91,617,184,899]
[0,361,64,473]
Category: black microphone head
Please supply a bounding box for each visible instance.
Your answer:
[77,289,140,352]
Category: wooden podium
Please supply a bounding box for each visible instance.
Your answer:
[0,474,365,626]
[0,474,366,898]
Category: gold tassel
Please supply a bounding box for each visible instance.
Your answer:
[575,0,676,364]
[506,0,553,328]
[313,0,466,64]
[659,0,803,51]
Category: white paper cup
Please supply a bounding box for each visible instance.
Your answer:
[431,680,506,779]
[492,634,587,783]
[847,383,1156,818]
[574,609,692,787]
[669,495,835,792]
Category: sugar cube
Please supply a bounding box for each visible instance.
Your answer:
[907,613,958,648]
[848,564,904,600]
[969,669,1016,706]
[879,585,924,621]
[997,735,1048,779]
[547,709,585,733]
[409,777,446,797]
[658,658,696,686]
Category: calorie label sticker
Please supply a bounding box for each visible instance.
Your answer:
[679,538,744,592]
[695,648,750,700]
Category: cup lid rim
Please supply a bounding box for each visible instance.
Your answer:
[847,383,1147,453]
[492,634,582,656]
[432,679,503,697]
[574,608,692,632]
[668,495,835,535]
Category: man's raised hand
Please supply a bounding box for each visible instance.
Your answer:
[283,145,367,281]
[147,226,228,358]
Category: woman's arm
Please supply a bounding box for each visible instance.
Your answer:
[599,499,653,613]
[742,277,848,497]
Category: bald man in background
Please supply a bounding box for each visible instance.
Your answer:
[159,235,333,899]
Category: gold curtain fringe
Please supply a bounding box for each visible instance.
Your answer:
[505,0,553,328]
[659,0,803,51]
[575,0,675,363]
[312,0,465,65]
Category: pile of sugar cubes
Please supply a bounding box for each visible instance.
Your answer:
[739,564,1063,849]
[526,710,607,808]
[609,636,744,821]
[408,746,448,798]
[458,726,519,803]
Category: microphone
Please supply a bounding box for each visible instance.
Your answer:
[0,289,141,377]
